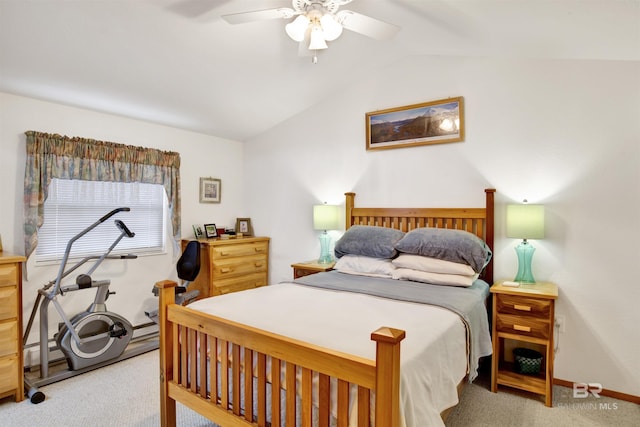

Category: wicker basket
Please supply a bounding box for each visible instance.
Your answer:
[513,348,543,375]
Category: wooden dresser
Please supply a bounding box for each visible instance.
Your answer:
[182,237,270,299]
[0,252,26,402]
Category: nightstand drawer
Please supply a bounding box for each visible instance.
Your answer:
[212,254,267,278]
[0,287,18,321]
[496,313,550,340]
[496,294,551,319]
[211,241,269,259]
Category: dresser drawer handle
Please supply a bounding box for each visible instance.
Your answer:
[220,251,231,257]
[513,324,531,332]
[513,304,532,312]
[220,267,232,273]
[254,262,263,268]
[254,247,264,253]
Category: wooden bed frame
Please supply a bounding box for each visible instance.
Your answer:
[157,188,495,427]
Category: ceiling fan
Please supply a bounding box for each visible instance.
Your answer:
[221,0,399,62]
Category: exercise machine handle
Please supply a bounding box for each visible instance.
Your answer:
[99,207,130,223]
[115,220,135,238]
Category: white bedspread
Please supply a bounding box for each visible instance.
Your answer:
[188,282,467,427]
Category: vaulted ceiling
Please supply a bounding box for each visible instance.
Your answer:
[1,0,638,141]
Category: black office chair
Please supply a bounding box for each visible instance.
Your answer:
[146,241,201,323]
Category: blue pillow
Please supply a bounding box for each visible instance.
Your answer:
[334,225,405,259]
[394,227,492,273]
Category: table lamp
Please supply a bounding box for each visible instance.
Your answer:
[506,201,545,283]
[313,203,340,264]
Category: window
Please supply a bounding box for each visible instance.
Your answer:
[36,179,167,263]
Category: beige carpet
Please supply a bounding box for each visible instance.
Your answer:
[1,350,637,426]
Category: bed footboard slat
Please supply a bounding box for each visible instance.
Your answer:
[271,357,281,427]
[318,373,330,427]
[243,347,253,421]
[337,379,349,426]
[257,353,267,426]
[220,339,229,409]
[301,367,313,427]
[198,332,207,398]
[358,386,370,426]
[233,344,241,416]
[286,362,296,426]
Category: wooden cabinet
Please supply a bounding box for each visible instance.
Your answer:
[0,253,26,402]
[183,237,270,298]
[291,260,335,279]
[491,280,558,407]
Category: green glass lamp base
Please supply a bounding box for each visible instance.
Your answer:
[318,231,333,264]
[514,240,536,283]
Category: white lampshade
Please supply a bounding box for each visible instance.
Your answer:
[506,203,545,240]
[285,14,310,42]
[320,14,342,41]
[313,204,340,230]
[308,24,328,50]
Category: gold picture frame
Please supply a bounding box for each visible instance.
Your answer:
[235,218,253,237]
[199,177,221,203]
[365,96,464,151]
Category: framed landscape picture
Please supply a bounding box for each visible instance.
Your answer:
[366,97,464,151]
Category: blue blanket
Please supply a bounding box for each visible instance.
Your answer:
[293,270,492,381]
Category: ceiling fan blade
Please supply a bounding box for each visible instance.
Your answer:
[336,10,400,40]
[221,8,295,25]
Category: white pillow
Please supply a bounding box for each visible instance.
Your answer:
[392,268,478,287]
[392,254,475,275]
[334,255,396,278]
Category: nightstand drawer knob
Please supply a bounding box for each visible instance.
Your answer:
[513,324,531,332]
[514,304,532,311]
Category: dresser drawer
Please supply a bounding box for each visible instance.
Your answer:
[496,294,551,319]
[215,273,267,295]
[0,356,19,394]
[0,264,18,288]
[0,287,18,321]
[496,312,550,340]
[212,254,267,279]
[211,241,269,259]
[0,322,18,358]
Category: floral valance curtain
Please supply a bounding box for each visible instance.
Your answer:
[23,131,181,259]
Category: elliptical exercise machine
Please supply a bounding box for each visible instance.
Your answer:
[23,208,155,402]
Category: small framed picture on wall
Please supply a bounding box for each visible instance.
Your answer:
[200,177,221,203]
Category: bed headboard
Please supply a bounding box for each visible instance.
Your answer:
[344,188,496,283]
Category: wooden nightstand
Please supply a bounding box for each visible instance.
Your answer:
[490,280,558,407]
[291,260,335,279]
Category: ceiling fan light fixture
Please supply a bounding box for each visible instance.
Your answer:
[320,13,342,41]
[308,24,328,50]
[285,14,310,42]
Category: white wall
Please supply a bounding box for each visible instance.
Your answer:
[0,92,245,355]
[243,56,640,397]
